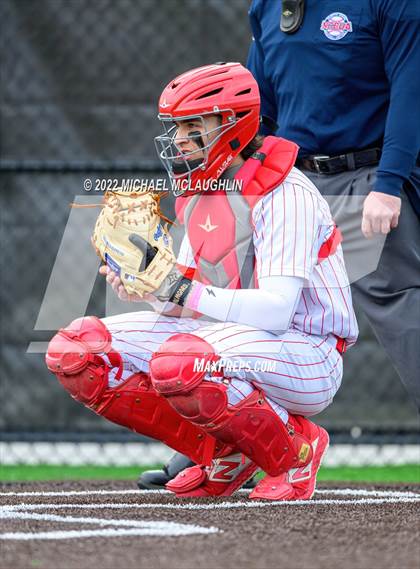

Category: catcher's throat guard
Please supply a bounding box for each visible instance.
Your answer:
[150,333,314,476]
[45,317,225,466]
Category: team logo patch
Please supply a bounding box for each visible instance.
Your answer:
[320,12,353,41]
[198,214,218,233]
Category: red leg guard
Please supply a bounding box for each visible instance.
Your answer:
[150,333,314,477]
[46,317,224,466]
[96,373,223,466]
[249,418,330,501]
[208,391,313,476]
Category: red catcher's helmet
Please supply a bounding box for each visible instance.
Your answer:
[154,62,260,196]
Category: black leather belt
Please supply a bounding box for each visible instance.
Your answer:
[296,147,382,175]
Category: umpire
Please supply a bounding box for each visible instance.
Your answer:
[138,0,419,489]
[248,0,420,409]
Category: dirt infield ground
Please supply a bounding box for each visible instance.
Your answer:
[1,481,419,569]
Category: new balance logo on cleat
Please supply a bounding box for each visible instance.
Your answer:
[166,452,259,498]
[208,454,250,482]
[288,462,312,483]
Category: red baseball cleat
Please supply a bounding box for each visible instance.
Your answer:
[249,418,329,501]
[166,452,259,498]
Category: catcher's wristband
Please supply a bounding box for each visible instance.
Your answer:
[167,277,194,306]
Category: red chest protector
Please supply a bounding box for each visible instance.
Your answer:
[175,136,340,289]
[175,136,298,289]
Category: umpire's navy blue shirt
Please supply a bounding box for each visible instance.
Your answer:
[247,0,420,202]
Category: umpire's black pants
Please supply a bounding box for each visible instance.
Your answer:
[302,164,420,413]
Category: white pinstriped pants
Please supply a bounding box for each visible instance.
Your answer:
[102,311,343,423]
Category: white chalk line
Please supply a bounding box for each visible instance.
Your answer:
[0,510,212,528]
[1,488,419,541]
[0,509,218,535]
[1,488,419,498]
[1,496,419,514]
[0,528,218,540]
[0,496,418,541]
[0,509,219,540]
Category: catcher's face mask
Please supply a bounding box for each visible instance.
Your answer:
[155,111,236,196]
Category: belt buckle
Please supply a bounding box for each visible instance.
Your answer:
[312,155,331,174]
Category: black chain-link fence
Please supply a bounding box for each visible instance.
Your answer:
[1,0,418,462]
[1,0,248,167]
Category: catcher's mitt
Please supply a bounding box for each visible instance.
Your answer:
[91,190,176,297]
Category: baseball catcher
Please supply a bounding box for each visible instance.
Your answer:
[46,62,358,500]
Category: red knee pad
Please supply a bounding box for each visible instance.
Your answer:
[46,316,122,407]
[150,333,220,394]
[150,333,227,424]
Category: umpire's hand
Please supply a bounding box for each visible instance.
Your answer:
[361,191,401,238]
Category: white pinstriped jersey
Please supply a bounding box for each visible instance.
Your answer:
[177,167,358,347]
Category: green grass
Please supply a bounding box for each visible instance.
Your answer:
[0,465,146,482]
[317,464,420,483]
[1,464,419,483]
